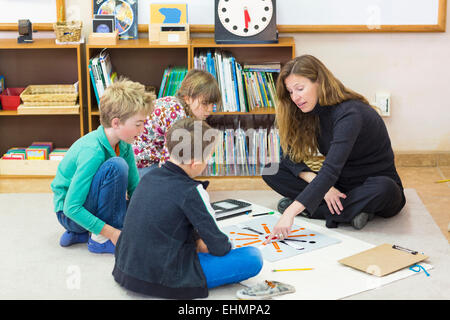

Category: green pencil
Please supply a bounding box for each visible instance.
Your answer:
[252,211,274,217]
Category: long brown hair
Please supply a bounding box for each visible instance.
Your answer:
[276,55,371,163]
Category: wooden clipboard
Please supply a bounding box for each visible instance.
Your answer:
[338,243,428,277]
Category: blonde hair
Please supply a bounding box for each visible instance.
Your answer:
[175,69,221,118]
[166,118,219,163]
[100,77,154,128]
[276,55,372,163]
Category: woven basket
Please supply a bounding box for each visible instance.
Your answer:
[53,21,82,42]
[20,85,78,105]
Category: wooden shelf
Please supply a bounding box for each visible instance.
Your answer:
[87,38,190,49]
[0,106,80,116]
[0,38,84,157]
[89,108,276,116]
[0,38,82,49]
[212,109,276,115]
[86,40,191,131]
[84,37,294,182]
[0,110,20,116]
[190,37,295,48]
[0,159,61,176]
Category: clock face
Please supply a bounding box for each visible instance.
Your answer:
[217,0,274,37]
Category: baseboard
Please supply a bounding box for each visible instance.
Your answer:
[394,151,450,167]
[0,176,53,193]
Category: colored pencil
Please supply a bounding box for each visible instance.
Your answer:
[272,268,314,272]
[252,211,274,217]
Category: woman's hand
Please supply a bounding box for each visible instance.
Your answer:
[324,187,347,215]
[263,200,305,244]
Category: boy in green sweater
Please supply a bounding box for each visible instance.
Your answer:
[51,78,154,254]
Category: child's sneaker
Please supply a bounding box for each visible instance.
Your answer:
[59,231,89,247]
[236,280,295,300]
[87,237,115,254]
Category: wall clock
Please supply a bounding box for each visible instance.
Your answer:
[215,0,278,44]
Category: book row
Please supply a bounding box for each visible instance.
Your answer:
[88,48,117,106]
[88,49,188,106]
[205,126,281,177]
[2,142,67,161]
[194,49,280,113]
[157,67,188,98]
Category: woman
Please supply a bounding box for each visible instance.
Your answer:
[263,55,405,241]
[133,69,221,177]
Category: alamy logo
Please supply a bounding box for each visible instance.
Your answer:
[66,265,81,290]
[366,5,381,30]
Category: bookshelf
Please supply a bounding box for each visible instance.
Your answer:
[86,38,191,131]
[0,37,295,192]
[85,37,294,184]
[0,39,83,188]
[191,37,295,180]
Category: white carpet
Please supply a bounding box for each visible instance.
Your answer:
[0,189,448,300]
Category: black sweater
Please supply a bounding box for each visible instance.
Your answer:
[285,99,402,214]
[113,161,231,299]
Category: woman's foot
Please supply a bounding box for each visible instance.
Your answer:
[351,212,374,230]
[59,231,89,247]
[277,197,294,214]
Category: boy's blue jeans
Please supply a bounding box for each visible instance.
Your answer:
[198,246,263,288]
[56,157,129,234]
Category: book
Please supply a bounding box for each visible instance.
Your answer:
[88,61,100,106]
[211,199,252,220]
[158,67,188,98]
[230,56,240,112]
[193,48,280,112]
[98,49,114,87]
[243,62,281,72]
[91,57,105,99]
[94,0,138,40]
[158,68,170,98]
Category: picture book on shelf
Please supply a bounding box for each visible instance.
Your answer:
[94,0,138,40]
[158,67,188,98]
[89,49,117,106]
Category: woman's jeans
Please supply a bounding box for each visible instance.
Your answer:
[198,246,263,288]
[56,157,129,234]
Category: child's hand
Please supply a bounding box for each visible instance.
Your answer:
[110,228,121,245]
[196,239,209,253]
[100,224,121,245]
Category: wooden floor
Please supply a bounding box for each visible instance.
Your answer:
[396,166,450,243]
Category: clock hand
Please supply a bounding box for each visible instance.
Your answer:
[244,7,251,29]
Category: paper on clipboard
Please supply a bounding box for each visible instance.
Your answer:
[338,243,428,277]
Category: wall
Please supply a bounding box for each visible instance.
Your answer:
[2,0,449,151]
[288,28,450,152]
